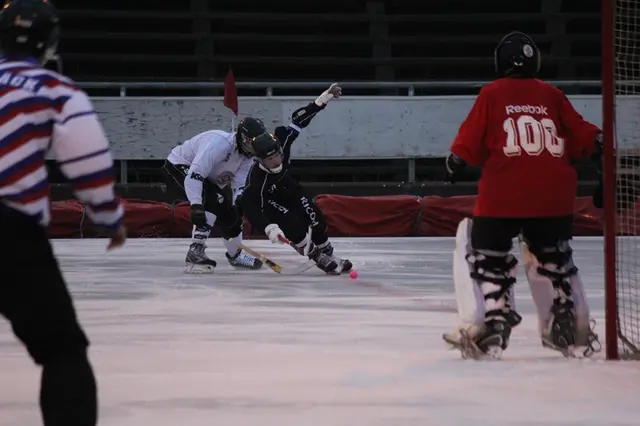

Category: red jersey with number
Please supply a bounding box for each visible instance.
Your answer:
[450,78,601,218]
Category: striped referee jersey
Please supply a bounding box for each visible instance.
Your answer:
[0,57,123,229]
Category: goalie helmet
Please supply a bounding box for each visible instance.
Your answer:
[252,132,284,174]
[494,31,540,78]
[236,117,266,157]
[0,0,59,65]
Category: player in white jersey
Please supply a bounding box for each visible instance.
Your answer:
[0,1,126,425]
[163,120,265,273]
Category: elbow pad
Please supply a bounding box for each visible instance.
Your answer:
[291,102,324,129]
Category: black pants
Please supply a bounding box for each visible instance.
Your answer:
[471,215,574,255]
[263,189,329,246]
[0,206,96,425]
[162,160,243,238]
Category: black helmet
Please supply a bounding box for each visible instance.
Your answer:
[235,117,266,157]
[252,132,283,174]
[494,31,540,78]
[0,0,59,64]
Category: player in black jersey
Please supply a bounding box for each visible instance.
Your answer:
[238,84,352,274]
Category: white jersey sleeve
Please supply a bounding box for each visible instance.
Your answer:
[231,157,254,204]
[184,133,230,205]
[51,90,123,229]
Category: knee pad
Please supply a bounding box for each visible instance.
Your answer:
[521,240,591,340]
[453,218,520,330]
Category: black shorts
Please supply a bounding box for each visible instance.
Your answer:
[161,160,242,236]
[471,215,574,254]
[0,206,89,365]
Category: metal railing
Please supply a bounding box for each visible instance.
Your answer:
[78,80,606,97]
[83,80,610,183]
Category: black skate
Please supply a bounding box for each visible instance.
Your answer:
[185,243,217,274]
[454,320,513,360]
[309,246,339,274]
[295,242,339,274]
[226,250,263,270]
[542,299,579,357]
[443,312,521,360]
[320,243,352,273]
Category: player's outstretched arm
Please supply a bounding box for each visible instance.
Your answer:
[274,83,342,159]
[292,83,341,129]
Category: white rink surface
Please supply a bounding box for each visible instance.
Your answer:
[1,237,640,426]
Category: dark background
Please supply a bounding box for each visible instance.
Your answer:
[49,0,603,201]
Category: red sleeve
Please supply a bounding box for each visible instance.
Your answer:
[557,90,601,159]
[450,88,489,166]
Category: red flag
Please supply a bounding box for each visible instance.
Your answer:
[223,69,238,116]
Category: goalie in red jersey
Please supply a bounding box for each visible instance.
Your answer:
[442,31,603,359]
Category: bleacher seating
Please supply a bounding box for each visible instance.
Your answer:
[60,0,602,84]
[48,0,603,198]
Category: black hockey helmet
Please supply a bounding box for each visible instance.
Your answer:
[0,0,59,65]
[236,116,266,157]
[252,132,283,174]
[494,31,540,78]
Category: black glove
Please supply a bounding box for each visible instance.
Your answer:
[445,153,467,183]
[190,203,207,227]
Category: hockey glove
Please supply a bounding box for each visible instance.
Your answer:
[265,223,287,244]
[315,83,342,106]
[190,204,207,227]
[445,153,467,183]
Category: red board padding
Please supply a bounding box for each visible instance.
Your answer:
[314,194,422,237]
[46,195,633,238]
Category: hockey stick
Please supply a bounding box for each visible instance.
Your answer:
[236,241,316,275]
[235,226,317,275]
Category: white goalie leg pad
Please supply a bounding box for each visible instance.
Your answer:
[453,218,486,336]
[449,218,519,343]
[520,241,591,343]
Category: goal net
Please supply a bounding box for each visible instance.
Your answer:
[604,0,640,360]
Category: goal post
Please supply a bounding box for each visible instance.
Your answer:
[602,0,640,360]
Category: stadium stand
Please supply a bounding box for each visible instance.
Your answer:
[60,0,601,84]
[51,0,602,199]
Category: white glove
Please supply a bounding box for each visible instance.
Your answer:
[265,223,287,244]
[315,83,342,106]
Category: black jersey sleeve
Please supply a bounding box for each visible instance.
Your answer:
[238,167,272,232]
[273,101,325,163]
[273,125,299,163]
